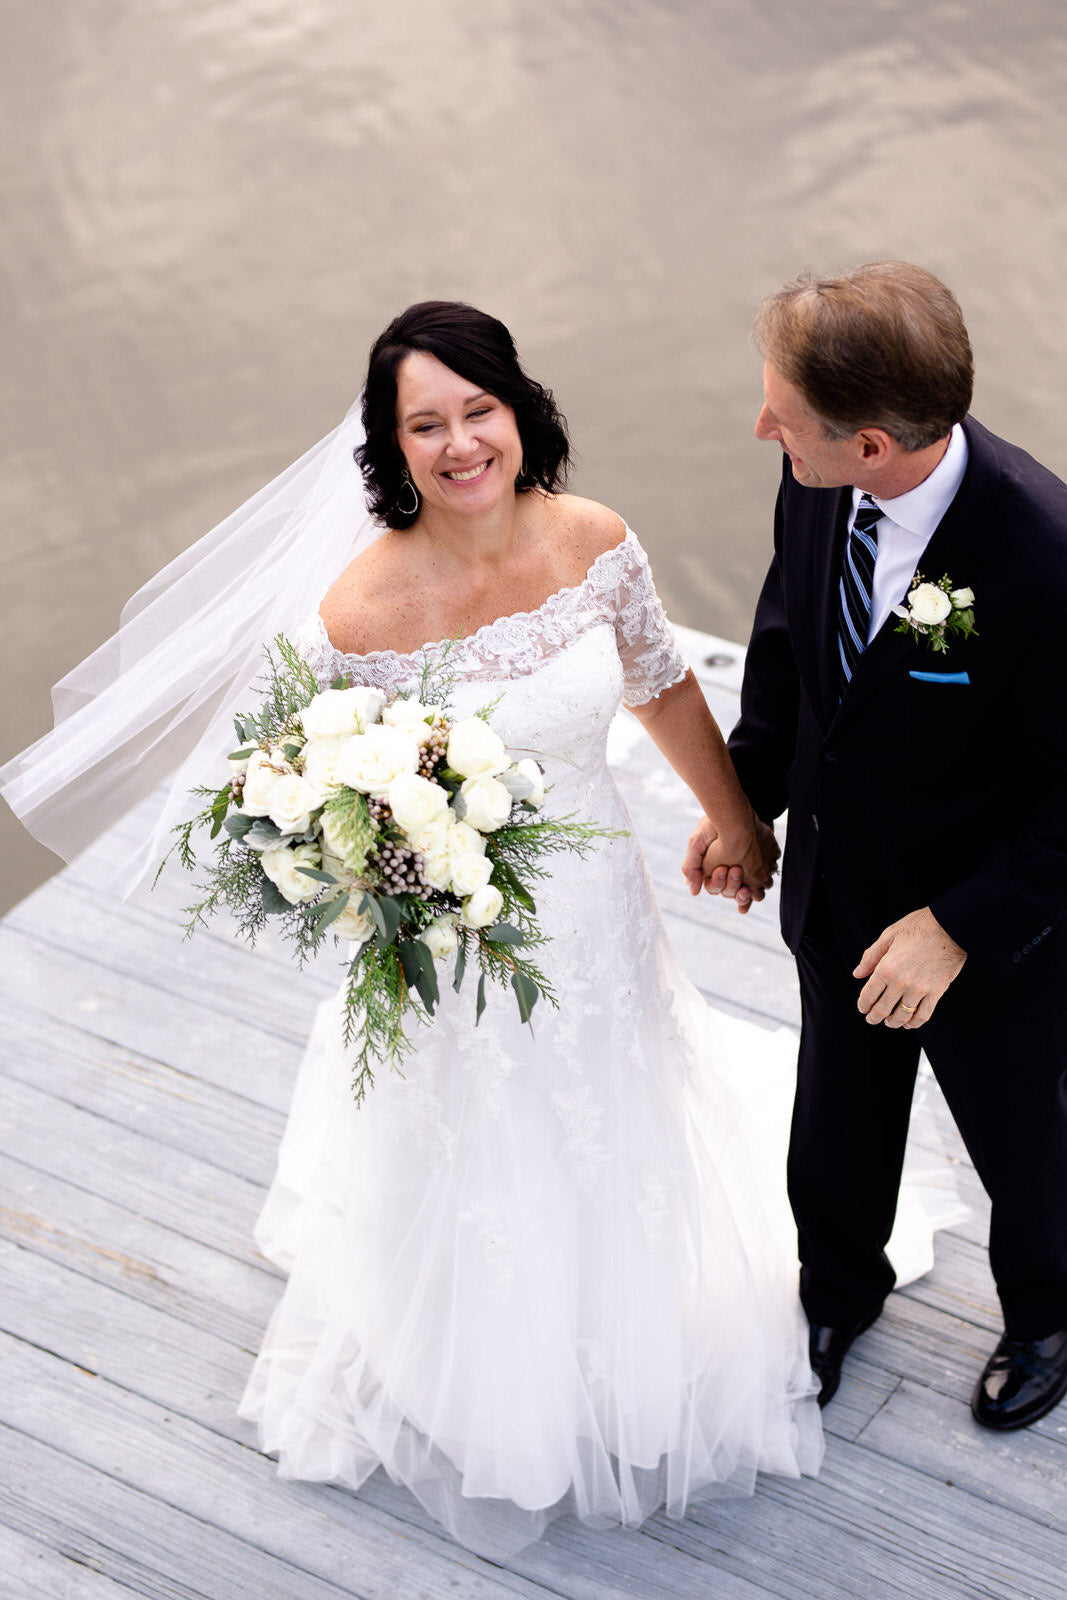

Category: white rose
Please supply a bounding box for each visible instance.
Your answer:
[241,748,286,816]
[266,773,323,835]
[301,737,351,799]
[457,773,512,832]
[461,884,504,929]
[260,843,321,905]
[388,771,450,836]
[950,586,975,609]
[301,686,386,741]
[449,819,486,858]
[908,583,952,627]
[411,816,457,891]
[449,849,493,897]
[381,698,440,746]
[337,725,420,794]
[331,898,376,945]
[447,716,509,778]
[513,758,545,808]
[419,914,459,959]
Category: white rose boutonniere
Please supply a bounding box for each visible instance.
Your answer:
[893,571,977,655]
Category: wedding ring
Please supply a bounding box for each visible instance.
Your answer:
[898,1002,918,1013]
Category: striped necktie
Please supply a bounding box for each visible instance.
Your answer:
[837,493,882,689]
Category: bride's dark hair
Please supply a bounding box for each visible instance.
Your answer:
[357,301,571,528]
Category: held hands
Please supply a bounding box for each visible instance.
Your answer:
[681,814,780,915]
[854,907,967,1028]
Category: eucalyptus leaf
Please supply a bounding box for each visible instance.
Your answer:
[475,972,487,1024]
[224,812,255,839]
[296,866,339,884]
[377,894,402,947]
[452,935,468,992]
[228,747,256,761]
[511,969,539,1024]
[315,890,350,928]
[485,922,526,946]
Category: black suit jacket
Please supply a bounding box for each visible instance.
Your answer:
[728,417,1067,979]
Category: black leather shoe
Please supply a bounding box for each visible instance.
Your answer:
[808,1306,882,1407]
[971,1330,1067,1430]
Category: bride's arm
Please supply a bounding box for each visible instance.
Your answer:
[628,670,778,911]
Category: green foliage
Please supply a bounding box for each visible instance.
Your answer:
[323,789,375,876]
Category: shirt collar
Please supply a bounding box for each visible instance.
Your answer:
[853,423,969,540]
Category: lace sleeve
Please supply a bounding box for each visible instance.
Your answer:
[601,533,688,706]
[291,613,340,684]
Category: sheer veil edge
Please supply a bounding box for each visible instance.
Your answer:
[0,398,382,899]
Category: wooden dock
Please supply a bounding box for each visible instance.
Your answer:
[1,627,1064,1600]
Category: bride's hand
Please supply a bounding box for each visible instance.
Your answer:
[682,815,779,912]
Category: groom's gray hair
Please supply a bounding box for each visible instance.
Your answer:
[753,262,973,452]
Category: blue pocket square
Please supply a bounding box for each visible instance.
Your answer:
[909,669,971,685]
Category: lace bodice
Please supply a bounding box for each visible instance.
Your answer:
[296,528,687,708]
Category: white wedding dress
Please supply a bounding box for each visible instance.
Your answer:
[238,530,830,1555]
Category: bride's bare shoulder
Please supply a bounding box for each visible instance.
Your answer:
[545,494,628,574]
[318,533,417,655]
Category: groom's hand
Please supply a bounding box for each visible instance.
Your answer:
[853,907,967,1028]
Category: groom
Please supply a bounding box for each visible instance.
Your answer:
[685,262,1067,1428]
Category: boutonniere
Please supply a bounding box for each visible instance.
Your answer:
[892,572,977,655]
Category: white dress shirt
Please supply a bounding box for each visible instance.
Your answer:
[852,423,969,641]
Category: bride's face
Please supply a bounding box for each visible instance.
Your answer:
[395,351,523,518]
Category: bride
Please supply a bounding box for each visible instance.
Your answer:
[3,299,950,1557]
[235,300,823,1555]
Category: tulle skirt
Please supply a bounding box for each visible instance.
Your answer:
[238,920,827,1558]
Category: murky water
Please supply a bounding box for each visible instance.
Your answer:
[3,0,1067,910]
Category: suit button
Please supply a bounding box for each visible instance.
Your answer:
[824,751,839,765]
[812,813,819,832]
[1044,926,1053,936]
[1023,942,1032,954]
[1012,952,1022,963]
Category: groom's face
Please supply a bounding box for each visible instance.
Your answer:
[755,364,861,490]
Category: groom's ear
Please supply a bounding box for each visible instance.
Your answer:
[856,427,895,466]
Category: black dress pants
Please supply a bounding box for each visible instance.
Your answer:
[790,879,1067,1338]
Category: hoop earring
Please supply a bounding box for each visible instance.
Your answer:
[396,470,420,518]
[517,457,529,485]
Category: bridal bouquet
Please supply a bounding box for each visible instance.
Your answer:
[166,638,612,1101]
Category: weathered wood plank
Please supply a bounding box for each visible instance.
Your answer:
[0,1425,379,1600]
[0,1520,144,1600]
[0,999,285,1185]
[0,1076,265,1266]
[857,1380,1067,1519]
[0,1239,253,1436]
[0,1152,278,1346]
[0,918,312,1113]
[742,1437,1067,1600]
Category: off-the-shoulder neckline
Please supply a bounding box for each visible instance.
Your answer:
[316,525,639,667]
